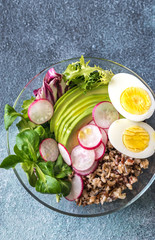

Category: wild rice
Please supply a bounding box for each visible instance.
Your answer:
[75,141,149,206]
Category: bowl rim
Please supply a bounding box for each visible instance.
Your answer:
[7,57,155,217]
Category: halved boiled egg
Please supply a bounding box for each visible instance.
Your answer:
[108,119,155,158]
[108,73,155,121]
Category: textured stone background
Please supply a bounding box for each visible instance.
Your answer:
[0,0,154,239]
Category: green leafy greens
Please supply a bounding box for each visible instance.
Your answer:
[63,55,114,91]
[0,129,72,197]
[2,96,72,199]
[4,96,35,131]
[0,155,24,169]
[4,104,23,131]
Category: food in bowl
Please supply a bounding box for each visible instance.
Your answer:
[1,56,155,205]
[76,141,149,206]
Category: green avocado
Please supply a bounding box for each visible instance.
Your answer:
[50,87,81,132]
[51,84,108,132]
[60,107,95,152]
[51,84,109,152]
[54,86,77,110]
[57,94,109,142]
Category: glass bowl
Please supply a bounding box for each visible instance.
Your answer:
[7,57,155,217]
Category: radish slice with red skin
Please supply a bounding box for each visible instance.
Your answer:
[71,145,95,171]
[78,124,102,150]
[94,142,105,161]
[104,128,109,135]
[28,99,54,124]
[100,128,108,146]
[73,160,98,176]
[87,123,108,147]
[88,124,108,146]
[65,174,83,201]
[92,101,119,129]
[89,120,95,125]
[58,143,72,166]
[39,138,59,162]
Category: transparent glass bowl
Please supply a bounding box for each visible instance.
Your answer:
[7,57,155,217]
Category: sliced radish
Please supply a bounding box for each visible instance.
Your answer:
[28,99,53,124]
[104,128,109,135]
[92,101,119,129]
[71,145,95,171]
[58,143,72,166]
[65,174,83,201]
[78,124,102,150]
[88,122,108,147]
[100,128,108,146]
[88,124,108,146]
[73,161,98,176]
[94,142,105,161]
[89,120,95,125]
[39,138,59,162]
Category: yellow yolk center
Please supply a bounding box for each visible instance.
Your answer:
[120,87,151,115]
[122,126,150,152]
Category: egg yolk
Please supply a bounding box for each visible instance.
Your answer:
[122,126,150,152]
[120,87,151,115]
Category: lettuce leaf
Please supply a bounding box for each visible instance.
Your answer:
[63,55,114,91]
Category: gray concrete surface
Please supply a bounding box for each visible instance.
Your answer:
[0,0,154,239]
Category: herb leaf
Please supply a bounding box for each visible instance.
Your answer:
[14,144,30,161]
[38,161,55,177]
[55,164,72,179]
[16,129,40,162]
[4,97,35,131]
[59,180,71,196]
[16,119,36,132]
[4,104,22,130]
[21,97,35,119]
[35,175,61,194]
[27,171,37,187]
[0,155,23,169]
[54,155,63,174]
[34,125,45,138]
[54,155,72,178]
[2,93,73,200]
[21,162,37,187]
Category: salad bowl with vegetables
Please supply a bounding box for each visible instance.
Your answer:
[1,56,155,217]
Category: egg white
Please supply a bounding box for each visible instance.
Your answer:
[108,119,155,158]
[108,73,155,121]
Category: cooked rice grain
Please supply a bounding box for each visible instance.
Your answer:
[75,141,149,206]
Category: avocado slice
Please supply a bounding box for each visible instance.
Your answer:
[51,84,110,152]
[57,94,109,142]
[58,101,102,143]
[54,86,77,110]
[51,84,108,132]
[50,87,82,132]
[59,107,95,152]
